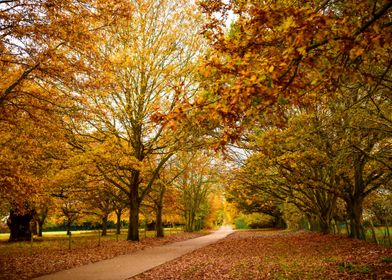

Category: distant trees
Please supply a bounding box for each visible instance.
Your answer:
[173,151,219,232]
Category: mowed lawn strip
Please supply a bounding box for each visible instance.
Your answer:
[0,231,207,280]
[133,230,392,280]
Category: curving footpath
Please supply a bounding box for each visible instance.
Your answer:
[34,226,233,280]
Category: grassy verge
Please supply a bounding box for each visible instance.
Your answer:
[0,228,206,280]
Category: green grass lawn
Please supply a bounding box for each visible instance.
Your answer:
[334,226,391,246]
[0,227,184,240]
[0,227,185,256]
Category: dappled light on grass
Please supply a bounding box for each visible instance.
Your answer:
[0,231,206,280]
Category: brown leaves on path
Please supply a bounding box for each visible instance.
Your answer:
[0,232,205,280]
[134,230,392,280]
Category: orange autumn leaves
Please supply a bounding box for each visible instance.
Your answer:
[192,0,392,140]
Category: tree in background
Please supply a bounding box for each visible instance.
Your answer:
[173,151,220,232]
[69,0,205,241]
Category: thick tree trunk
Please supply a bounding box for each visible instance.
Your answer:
[101,215,108,236]
[7,210,34,242]
[127,183,140,241]
[274,215,286,229]
[318,210,333,234]
[156,205,164,237]
[347,196,365,239]
[127,204,139,241]
[319,218,331,234]
[127,170,140,241]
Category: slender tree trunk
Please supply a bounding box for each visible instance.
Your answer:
[35,206,48,237]
[155,185,165,238]
[101,215,108,236]
[7,210,34,242]
[66,219,72,236]
[115,209,122,235]
[306,215,317,231]
[31,221,38,236]
[156,205,164,237]
[38,220,44,237]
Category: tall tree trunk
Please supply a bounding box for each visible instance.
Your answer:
[7,210,34,242]
[347,196,365,239]
[274,215,286,229]
[318,209,333,234]
[156,205,164,237]
[128,202,139,241]
[127,171,141,241]
[319,218,331,234]
[101,215,108,236]
[31,221,38,236]
[38,220,44,237]
[184,210,191,232]
[127,184,140,241]
[66,219,72,235]
[155,185,165,238]
[115,208,123,235]
[35,206,48,237]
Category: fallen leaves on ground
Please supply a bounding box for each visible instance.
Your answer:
[133,230,392,280]
[0,232,205,280]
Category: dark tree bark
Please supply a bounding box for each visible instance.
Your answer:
[155,183,165,238]
[35,206,48,237]
[7,210,34,242]
[66,220,72,236]
[37,220,44,237]
[115,208,123,235]
[155,205,164,237]
[346,195,365,239]
[127,172,140,241]
[127,201,140,241]
[274,215,286,229]
[101,215,108,236]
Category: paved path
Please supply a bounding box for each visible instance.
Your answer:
[34,226,233,280]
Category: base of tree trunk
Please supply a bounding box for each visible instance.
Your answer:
[7,211,34,242]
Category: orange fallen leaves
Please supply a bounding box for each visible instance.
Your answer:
[0,232,205,280]
[134,230,392,280]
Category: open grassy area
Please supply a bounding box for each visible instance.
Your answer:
[0,228,184,255]
[331,226,392,246]
[134,230,392,280]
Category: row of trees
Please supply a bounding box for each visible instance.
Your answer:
[1,0,390,242]
[0,0,225,242]
[197,0,391,239]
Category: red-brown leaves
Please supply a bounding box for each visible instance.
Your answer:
[134,230,392,279]
[0,232,205,280]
